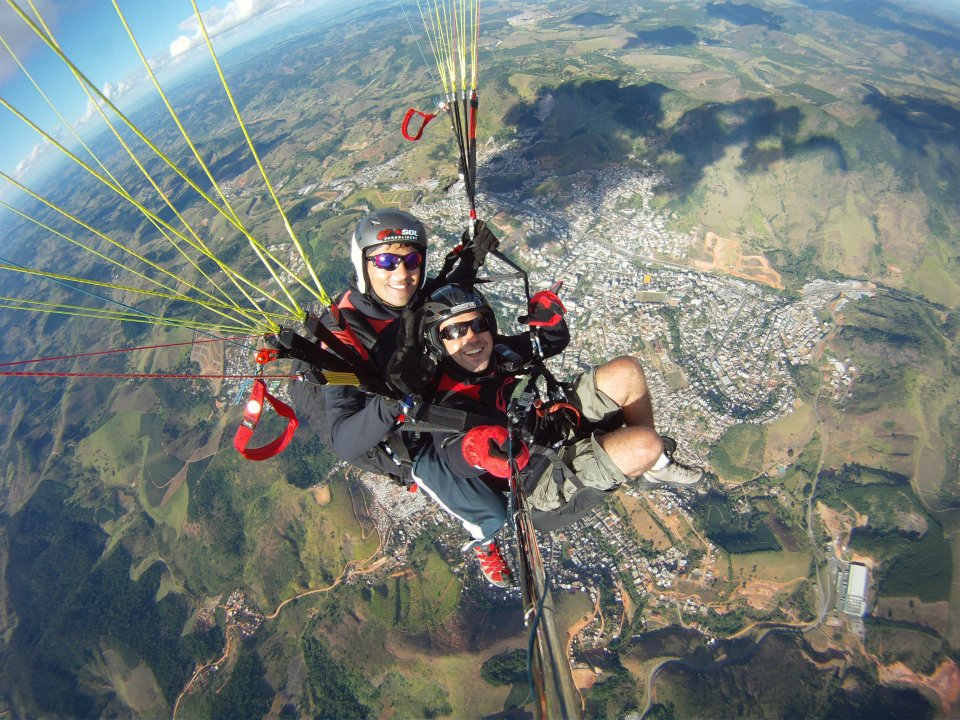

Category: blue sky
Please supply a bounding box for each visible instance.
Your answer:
[0,0,327,181]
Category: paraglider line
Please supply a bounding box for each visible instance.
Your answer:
[0,370,296,380]
[0,334,258,369]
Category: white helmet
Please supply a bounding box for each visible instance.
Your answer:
[350,209,428,294]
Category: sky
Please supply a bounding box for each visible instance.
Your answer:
[0,0,328,182]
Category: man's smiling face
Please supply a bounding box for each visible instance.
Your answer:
[365,242,422,307]
[439,310,494,373]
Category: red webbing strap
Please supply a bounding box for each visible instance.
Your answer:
[234,378,298,461]
[537,401,581,429]
[401,107,438,141]
[469,90,478,140]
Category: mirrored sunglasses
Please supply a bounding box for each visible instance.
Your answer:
[367,251,423,271]
[439,316,490,341]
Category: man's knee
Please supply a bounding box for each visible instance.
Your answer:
[595,355,649,406]
[596,425,662,478]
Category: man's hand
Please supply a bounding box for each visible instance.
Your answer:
[423,220,501,294]
[387,305,436,400]
[518,287,566,328]
[445,219,500,285]
[461,425,529,478]
[461,219,500,270]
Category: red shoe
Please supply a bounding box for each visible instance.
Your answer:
[474,541,513,588]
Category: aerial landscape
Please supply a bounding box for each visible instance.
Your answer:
[0,0,958,717]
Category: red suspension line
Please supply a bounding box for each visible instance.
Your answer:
[0,371,295,380]
[0,334,260,368]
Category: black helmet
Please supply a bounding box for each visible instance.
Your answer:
[422,284,497,356]
[351,209,428,294]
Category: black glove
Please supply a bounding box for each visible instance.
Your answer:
[462,219,500,270]
[387,305,436,400]
[461,425,530,478]
[444,219,500,285]
[518,288,566,328]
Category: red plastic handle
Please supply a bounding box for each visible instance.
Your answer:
[234,378,298,461]
[401,107,438,141]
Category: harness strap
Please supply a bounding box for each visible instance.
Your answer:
[402,402,505,434]
[234,378,299,461]
[522,445,586,495]
[268,325,396,397]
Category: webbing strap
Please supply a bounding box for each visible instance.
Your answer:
[401,402,504,434]
[234,378,298,460]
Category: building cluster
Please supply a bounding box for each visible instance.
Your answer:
[507,9,554,27]
[222,589,264,638]
[204,125,887,648]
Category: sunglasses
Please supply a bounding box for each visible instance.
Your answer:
[439,316,490,341]
[367,251,423,271]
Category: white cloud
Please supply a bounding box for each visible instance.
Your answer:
[169,0,301,58]
[14,138,49,179]
[78,80,133,124]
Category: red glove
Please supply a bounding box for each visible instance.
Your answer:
[461,425,529,478]
[518,289,566,328]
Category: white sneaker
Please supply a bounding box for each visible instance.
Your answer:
[643,435,703,485]
[644,460,703,485]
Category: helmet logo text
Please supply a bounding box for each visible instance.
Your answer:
[449,301,479,314]
[376,228,420,241]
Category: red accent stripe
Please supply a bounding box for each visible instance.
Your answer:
[0,371,295,379]
[436,373,482,401]
[0,334,256,369]
[368,317,393,333]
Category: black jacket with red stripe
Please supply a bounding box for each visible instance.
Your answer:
[290,281,419,482]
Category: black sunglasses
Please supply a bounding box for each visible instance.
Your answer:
[439,316,490,341]
[367,251,423,271]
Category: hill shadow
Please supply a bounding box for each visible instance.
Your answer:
[668,98,848,183]
[799,0,960,51]
[862,85,960,155]
[494,80,848,198]
[501,79,670,173]
[625,26,699,48]
[706,2,784,30]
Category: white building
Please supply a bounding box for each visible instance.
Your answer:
[842,563,869,617]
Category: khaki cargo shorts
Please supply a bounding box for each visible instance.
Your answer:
[526,366,628,512]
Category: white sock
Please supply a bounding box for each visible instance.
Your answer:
[651,453,670,471]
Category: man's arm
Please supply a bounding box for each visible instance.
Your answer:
[494,318,570,363]
[322,384,401,463]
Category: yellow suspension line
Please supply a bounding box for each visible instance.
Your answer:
[0,36,264,330]
[0,298,258,334]
[0,105,301,327]
[0,244,289,327]
[440,1,459,94]
[190,0,331,308]
[17,0,283,327]
[418,1,450,95]
[108,0,302,319]
[0,97,296,324]
[471,0,480,91]
[457,0,468,95]
[4,1,319,317]
[0,262,269,326]
[0,176,270,329]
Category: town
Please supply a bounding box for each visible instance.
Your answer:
[216,130,875,652]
